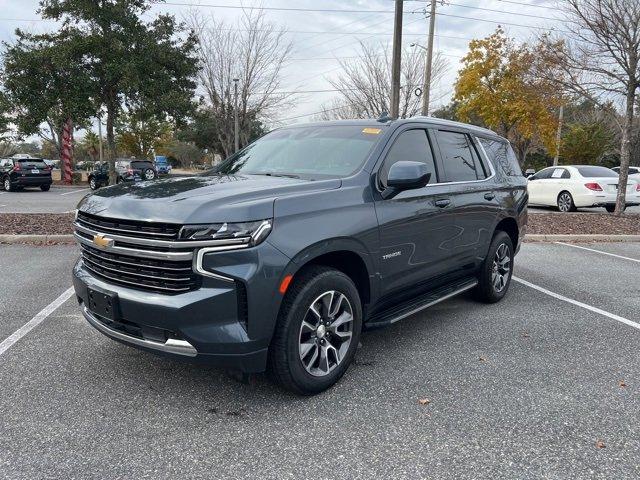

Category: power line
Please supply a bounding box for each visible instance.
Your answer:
[435,11,569,33]
[445,2,562,21]
[159,2,398,14]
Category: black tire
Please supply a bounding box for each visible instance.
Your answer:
[89,177,99,190]
[2,176,11,192]
[40,184,51,191]
[557,191,576,212]
[116,176,122,184]
[268,266,362,395]
[475,231,514,304]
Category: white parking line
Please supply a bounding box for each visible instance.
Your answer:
[60,188,89,196]
[0,287,75,357]
[513,276,640,331]
[555,242,640,263]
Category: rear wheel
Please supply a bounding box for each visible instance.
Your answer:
[557,191,576,212]
[268,266,362,395]
[143,168,156,180]
[475,231,514,303]
[3,177,12,192]
[89,177,99,190]
[40,184,50,191]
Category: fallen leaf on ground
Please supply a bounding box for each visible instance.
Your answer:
[596,440,606,449]
[522,332,530,338]
[619,381,627,388]
[479,356,487,362]
[418,398,430,406]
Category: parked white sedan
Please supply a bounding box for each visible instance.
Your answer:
[527,165,640,212]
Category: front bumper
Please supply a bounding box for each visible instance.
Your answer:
[72,240,290,373]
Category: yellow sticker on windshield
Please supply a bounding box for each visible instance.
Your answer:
[362,128,382,135]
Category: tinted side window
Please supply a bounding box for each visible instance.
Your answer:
[437,130,484,182]
[380,129,437,186]
[478,138,522,177]
[534,168,554,179]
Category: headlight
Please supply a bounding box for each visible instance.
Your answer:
[179,219,272,246]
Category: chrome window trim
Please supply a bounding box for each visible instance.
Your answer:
[74,222,250,249]
[374,133,497,193]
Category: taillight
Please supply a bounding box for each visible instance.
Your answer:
[585,182,603,191]
[127,168,134,175]
[636,183,640,192]
[12,163,21,172]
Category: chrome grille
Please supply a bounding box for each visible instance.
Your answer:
[76,211,181,240]
[74,211,248,294]
[80,244,200,294]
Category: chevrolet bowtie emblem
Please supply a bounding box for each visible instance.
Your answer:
[93,234,114,249]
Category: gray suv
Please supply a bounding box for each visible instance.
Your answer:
[72,118,528,394]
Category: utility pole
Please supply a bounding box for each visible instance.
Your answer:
[553,104,564,166]
[97,112,103,164]
[233,78,240,153]
[421,0,437,116]
[390,0,403,119]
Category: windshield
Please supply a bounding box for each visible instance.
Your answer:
[576,166,618,178]
[210,125,384,179]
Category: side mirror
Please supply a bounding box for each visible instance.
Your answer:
[382,161,431,199]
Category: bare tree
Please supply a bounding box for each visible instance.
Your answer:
[188,8,292,157]
[537,0,640,215]
[319,42,448,120]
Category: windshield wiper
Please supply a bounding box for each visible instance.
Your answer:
[262,172,301,179]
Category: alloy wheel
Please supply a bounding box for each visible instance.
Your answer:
[4,178,9,191]
[298,290,354,377]
[491,243,511,293]
[558,193,572,212]
[145,170,155,180]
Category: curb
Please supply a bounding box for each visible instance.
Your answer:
[524,234,640,242]
[1,233,640,245]
[0,234,75,244]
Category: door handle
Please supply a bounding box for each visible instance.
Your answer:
[435,198,451,208]
[484,192,496,201]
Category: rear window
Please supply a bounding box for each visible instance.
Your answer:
[576,166,618,178]
[131,161,153,169]
[17,159,47,169]
[478,137,522,177]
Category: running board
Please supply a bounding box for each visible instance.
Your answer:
[364,277,478,330]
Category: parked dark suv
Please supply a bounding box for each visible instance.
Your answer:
[1,155,53,192]
[72,118,527,394]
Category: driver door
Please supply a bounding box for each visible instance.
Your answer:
[374,127,460,298]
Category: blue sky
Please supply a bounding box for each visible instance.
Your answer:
[1,0,563,131]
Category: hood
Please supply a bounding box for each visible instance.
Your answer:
[77,174,341,224]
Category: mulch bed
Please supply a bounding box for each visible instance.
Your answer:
[1,212,639,236]
[0,213,75,235]
[527,212,640,235]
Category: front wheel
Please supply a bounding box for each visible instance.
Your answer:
[143,169,156,180]
[475,231,514,304]
[268,266,362,395]
[557,191,576,212]
[89,177,98,190]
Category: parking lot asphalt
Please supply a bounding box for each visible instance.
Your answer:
[1,242,639,479]
[0,186,90,213]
